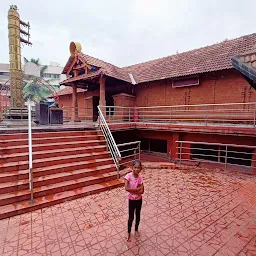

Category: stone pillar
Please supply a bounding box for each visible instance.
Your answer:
[99,76,106,115]
[71,84,80,122]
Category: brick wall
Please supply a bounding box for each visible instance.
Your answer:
[58,92,85,120]
[135,69,256,107]
[58,69,256,122]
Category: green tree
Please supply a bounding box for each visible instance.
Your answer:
[23,58,56,103]
[23,77,50,102]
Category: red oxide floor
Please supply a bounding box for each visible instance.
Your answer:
[0,165,256,256]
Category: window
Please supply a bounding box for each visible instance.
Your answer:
[172,76,199,88]
[43,73,51,78]
[53,74,60,79]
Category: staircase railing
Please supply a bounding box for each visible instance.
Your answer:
[117,141,141,167]
[28,101,34,202]
[98,106,121,178]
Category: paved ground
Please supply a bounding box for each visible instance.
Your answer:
[0,164,256,256]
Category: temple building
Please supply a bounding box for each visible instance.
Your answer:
[59,33,256,173]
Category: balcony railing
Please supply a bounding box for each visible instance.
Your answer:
[101,102,256,127]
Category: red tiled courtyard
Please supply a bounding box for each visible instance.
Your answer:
[0,164,256,256]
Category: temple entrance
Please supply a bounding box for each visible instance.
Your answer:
[93,96,99,122]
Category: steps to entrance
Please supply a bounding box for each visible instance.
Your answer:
[0,129,126,219]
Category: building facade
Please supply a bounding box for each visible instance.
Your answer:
[59,34,256,173]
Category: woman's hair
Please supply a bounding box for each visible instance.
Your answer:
[133,159,142,167]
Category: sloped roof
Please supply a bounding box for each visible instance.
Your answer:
[62,33,256,85]
[50,87,86,97]
[60,70,102,85]
[125,33,256,83]
[62,53,131,83]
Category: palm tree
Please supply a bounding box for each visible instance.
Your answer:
[23,78,50,102]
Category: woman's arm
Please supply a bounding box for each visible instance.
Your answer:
[136,184,144,194]
[124,179,140,193]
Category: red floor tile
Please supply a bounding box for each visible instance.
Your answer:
[0,165,256,255]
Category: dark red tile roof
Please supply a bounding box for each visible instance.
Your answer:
[62,53,131,83]
[48,87,86,97]
[60,70,102,85]
[62,33,256,85]
[125,33,256,83]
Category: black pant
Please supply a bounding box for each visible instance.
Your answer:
[128,198,142,233]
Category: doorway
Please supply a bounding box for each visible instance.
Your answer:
[92,96,99,122]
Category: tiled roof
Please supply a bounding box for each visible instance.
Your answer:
[125,33,256,83]
[48,87,86,97]
[60,70,102,85]
[62,33,256,85]
[62,53,131,83]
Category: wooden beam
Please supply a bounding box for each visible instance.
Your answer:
[66,57,78,77]
[73,63,91,70]
[79,59,92,70]
[67,56,92,77]
[73,70,78,77]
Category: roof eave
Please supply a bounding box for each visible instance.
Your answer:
[135,68,234,84]
[231,56,256,82]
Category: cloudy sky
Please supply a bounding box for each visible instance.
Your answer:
[0,0,255,68]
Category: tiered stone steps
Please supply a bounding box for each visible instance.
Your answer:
[0,129,125,219]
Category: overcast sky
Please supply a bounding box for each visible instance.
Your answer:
[0,0,255,68]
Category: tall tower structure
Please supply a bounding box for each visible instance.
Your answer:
[8,5,31,110]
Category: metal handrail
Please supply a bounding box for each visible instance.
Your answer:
[105,102,256,109]
[101,102,256,127]
[97,106,121,178]
[28,101,34,202]
[60,102,256,128]
[117,141,141,167]
[176,140,256,149]
[175,140,256,170]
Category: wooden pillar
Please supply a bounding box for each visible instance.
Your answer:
[99,76,106,115]
[71,84,80,122]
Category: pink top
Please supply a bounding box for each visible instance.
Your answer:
[124,172,143,200]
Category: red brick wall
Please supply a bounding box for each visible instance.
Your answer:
[135,69,256,107]
[59,92,86,120]
[58,69,256,121]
